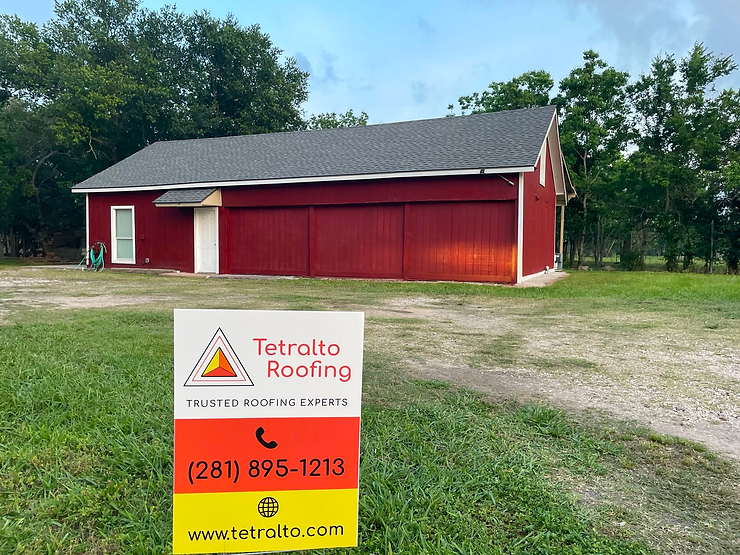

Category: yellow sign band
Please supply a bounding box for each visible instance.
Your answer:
[173,488,359,554]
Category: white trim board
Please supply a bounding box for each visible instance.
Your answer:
[110,205,136,264]
[539,141,547,187]
[72,166,536,194]
[534,109,557,169]
[85,194,90,265]
[533,109,573,203]
[516,173,524,284]
[193,207,219,274]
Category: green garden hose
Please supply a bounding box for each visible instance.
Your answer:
[76,242,107,271]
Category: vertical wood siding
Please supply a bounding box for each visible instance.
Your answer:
[88,191,194,272]
[222,174,518,207]
[522,140,557,277]
[314,205,404,278]
[406,201,515,282]
[227,207,310,275]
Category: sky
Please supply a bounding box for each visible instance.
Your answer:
[4,0,740,124]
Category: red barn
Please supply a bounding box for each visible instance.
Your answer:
[72,106,575,284]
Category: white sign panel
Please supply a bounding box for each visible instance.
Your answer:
[174,309,364,420]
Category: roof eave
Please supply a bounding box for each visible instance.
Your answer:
[72,166,536,194]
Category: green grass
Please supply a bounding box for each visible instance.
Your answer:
[294,270,740,304]
[7,263,740,304]
[470,332,523,367]
[0,312,643,554]
[1,308,738,554]
[0,257,28,267]
[1,268,739,553]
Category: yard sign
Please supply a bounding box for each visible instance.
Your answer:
[172,309,364,554]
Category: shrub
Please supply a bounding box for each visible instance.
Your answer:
[620,250,645,271]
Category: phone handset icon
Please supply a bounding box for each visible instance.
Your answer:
[255,426,278,449]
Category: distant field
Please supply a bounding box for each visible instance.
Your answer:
[570,254,730,273]
[0,267,738,554]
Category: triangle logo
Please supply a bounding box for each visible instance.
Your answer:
[184,328,254,387]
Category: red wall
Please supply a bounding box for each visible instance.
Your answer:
[314,205,405,279]
[225,207,310,275]
[406,202,515,282]
[220,173,518,282]
[87,191,194,272]
[522,141,557,277]
[221,201,515,283]
[222,174,518,207]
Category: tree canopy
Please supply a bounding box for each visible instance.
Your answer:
[307,109,369,130]
[452,70,554,114]
[0,0,311,256]
[450,44,740,273]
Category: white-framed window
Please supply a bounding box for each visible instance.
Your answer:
[111,206,135,264]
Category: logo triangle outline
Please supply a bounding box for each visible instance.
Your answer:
[184,328,254,387]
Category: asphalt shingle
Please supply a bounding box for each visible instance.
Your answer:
[73,106,556,190]
[153,188,217,204]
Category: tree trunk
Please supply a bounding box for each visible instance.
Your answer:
[577,196,588,268]
[594,214,605,267]
[8,230,18,257]
[568,237,576,269]
[576,235,585,268]
[728,256,739,275]
[621,237,631,263]
[29,150,59,257]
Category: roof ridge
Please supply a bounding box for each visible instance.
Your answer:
[147,105,557,147]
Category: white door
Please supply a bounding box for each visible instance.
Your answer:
[194,208,218,273]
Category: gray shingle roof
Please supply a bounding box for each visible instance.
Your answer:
[153,188,217,204]
[73,106,556,191]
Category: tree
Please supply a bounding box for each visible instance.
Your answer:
[450,70,553,115]
[628,44,738,270]
[0,0,310,255]
[306,109,368,130]
[178,12,308,138]
[717,137,740,273]
[554,50,630,267]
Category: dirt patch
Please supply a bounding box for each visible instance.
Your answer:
[12,293,173,310]
[0,276,65,288]
[0,272,174,311]
[369,296,740,461]
[409,361,740,460]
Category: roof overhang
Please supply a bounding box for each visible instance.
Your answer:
[153,188,222,207]
[71,166,536,194]
[534,110,576,206]
[559,154,576,206]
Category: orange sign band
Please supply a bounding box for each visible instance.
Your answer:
[174,417,360,494]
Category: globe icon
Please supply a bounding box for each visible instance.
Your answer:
[257,496,279,518]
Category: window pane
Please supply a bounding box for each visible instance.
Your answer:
[116,209,133,238]
[117,238,134,260]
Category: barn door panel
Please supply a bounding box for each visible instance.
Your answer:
[227,207,310,275]
[314,205,404,278]
[405,201,515,282]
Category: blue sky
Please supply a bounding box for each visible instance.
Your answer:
[4,0,740,124]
